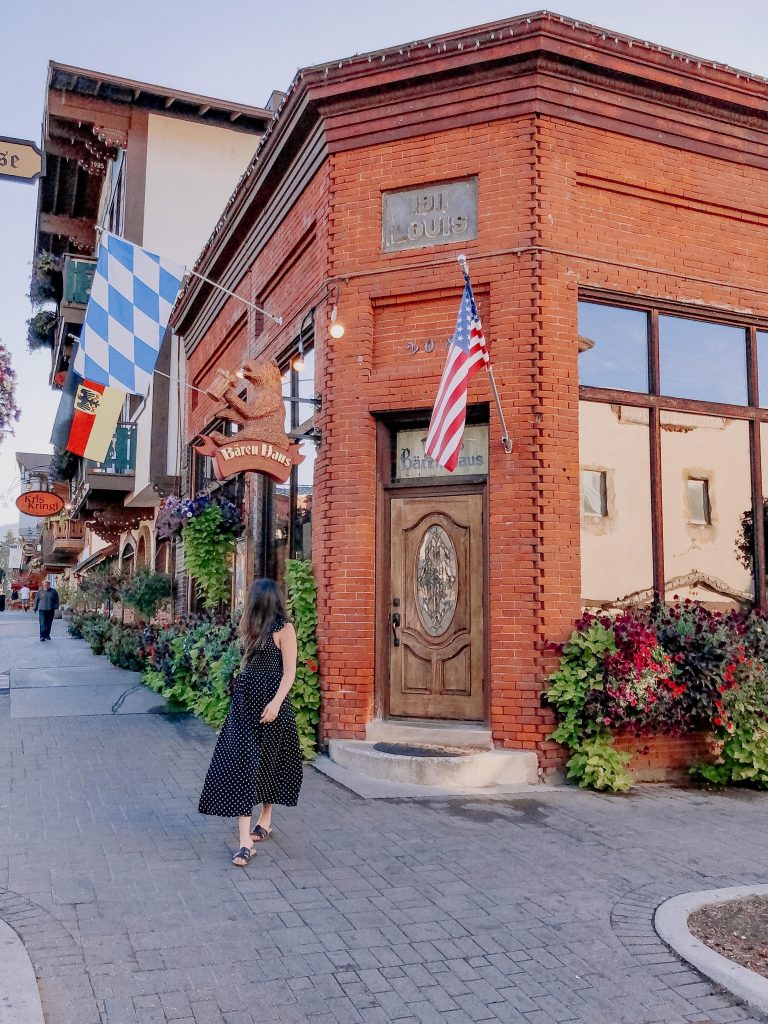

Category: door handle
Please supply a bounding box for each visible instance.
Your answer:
[391,611,401,646]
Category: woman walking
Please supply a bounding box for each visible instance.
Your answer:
[198,579,303,866]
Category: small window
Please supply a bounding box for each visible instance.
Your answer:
[581,470,607,517]
[687,478,711,525]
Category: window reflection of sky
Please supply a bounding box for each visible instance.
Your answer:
[757,332,768,408]
[578,302,648,392]
[659,316,747,405]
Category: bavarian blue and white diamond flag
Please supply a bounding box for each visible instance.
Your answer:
[74,232,186,396]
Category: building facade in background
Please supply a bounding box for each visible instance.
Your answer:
[172,12,768,772]
[32,63,274,588]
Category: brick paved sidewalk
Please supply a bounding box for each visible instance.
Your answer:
[1,612,767,1024]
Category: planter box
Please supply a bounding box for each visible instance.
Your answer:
[614,732,721,783]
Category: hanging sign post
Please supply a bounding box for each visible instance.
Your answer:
[193,360,305,483]
[0,137,44,183]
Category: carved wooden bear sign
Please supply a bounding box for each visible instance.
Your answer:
[193,360,305,484]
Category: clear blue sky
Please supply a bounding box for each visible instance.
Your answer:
[2,0,768,520]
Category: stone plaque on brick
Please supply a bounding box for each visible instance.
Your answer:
[382,178,478,253]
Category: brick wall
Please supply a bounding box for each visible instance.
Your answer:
[184,94,768,769]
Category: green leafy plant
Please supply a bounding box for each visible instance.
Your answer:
[49,447,79,483]
[565,734,633,792]
[26,310,57,351]
[690,648,768,788]
[78,613,113,655]
[120,568,172,623]
[183,503,237,609]
[28,252,62,306]
[78,564,126,612]
[544,620,632,792]
[285,559,321,759]
[103,621,148,671]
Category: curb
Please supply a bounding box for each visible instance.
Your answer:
[654,883,768,1017]
[0,918,44,1024]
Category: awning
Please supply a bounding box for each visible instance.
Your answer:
[73,543,118,574]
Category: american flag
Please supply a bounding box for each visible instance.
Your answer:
[425,275,490,471]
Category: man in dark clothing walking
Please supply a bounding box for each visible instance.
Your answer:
[34,580,60,641]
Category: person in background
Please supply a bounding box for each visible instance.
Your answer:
[34,580,60,641]
[19,584,30,611]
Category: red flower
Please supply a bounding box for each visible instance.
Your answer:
[713,716,723,726]
[306,658,318,673]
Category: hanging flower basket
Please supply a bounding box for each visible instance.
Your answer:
[0,342,21,441]
[26,310,57,351]
[157,493,244,610]
[156,493,243,540]
[28,252,63,306]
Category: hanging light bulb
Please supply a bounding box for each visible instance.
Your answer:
[291,339,305,372]
[234,368,246,379]
[329,304,345,339]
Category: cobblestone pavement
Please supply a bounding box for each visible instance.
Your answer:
[1,612,767,1024]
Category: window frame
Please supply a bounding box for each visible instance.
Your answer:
[580,468,609,519]
[686,477,712,527]
[257,325,316,580]
[579,289,768,608]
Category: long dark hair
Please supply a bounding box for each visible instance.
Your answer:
[240,579,288,664]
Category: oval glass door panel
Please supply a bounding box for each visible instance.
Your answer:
[415,524,458,636]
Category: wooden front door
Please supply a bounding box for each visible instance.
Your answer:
[389,493,484,720]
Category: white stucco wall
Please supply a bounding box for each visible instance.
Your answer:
[129,116,259,502]
[142,114,259,263]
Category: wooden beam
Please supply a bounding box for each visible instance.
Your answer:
[47,90,131,130]
[45,138,91,164]
[39,213,95,249]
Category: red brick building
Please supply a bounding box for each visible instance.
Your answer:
[172,12,768,774]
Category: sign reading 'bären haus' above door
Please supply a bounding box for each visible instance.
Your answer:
[382,178,478,253]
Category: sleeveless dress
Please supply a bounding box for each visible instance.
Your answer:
[198,616,303,816]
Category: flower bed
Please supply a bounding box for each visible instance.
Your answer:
[68,559,321,758]
[543,600,768,792]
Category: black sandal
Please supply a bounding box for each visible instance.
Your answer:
[250,825,273,842]
[232,846,254,866]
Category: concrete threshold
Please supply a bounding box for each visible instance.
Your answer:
[313,754,548,799]
[655,883,768,1017]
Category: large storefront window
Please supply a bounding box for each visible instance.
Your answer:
[579,298,768,609]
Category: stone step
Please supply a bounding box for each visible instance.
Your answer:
[365,717,493,749]
[328,739,539,789]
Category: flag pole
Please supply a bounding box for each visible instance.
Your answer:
[93,225,283,325]
[457,255,513,455]
[184,269,283,325]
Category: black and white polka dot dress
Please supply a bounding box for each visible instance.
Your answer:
[198,616,303,816]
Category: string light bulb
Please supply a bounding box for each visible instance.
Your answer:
[235,368,245,379]
[329,304,345,339]
[291,338,305,372]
